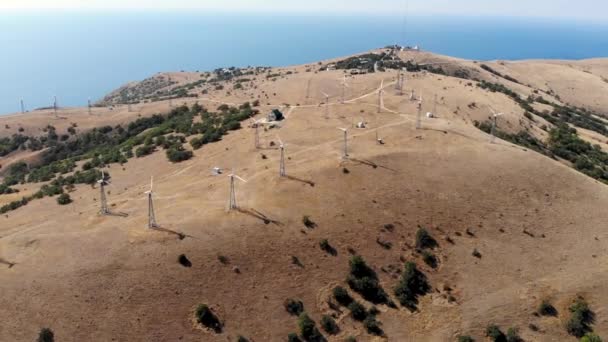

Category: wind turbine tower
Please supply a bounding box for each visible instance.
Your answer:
[377,88,385,113]
[252,119,262,149]
[321,91,330,119]
[416,95,423,129]
[88,98,92,115]
[53,96,58,118]
[490,108,504,144]
[228,171,247,211]
[433,94,438,116]
[338,127,349,159]
[340,76,349,104]
[98,171,109,215]
[145,176,159,228]
[20,99,25,113]
[278,136,286,177]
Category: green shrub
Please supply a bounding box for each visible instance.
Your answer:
[166,148,193,163]
[320,315,339,335]
[348,301,368,321]
[302,215,316,228]
[458,336,475,342]
[415,227,437,249]
[320,239,337,256]
[538,300,558,316]
[297,313,322,341]
[284,299,304,316]
[363,316,383,336]
[422,250,438,268]
[581,333,603,342]
[333,286,353,306]
[506,327,523,342]
[394,262,430,310]
[567,297,595,338]
[347,256,390,304]
[195,304,222,333]
[135,144,155,157]
[486,325,506,342]
[37,328,54,342]
[56,193,72,205]
[287,333,301,342]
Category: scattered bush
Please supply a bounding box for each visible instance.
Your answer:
[458,336,475,342]
[363,316,383,336]
[566,297,595,338]
[319,239,337,256]
[302,215,317,229]
[237,336,249,342]
[178,254,192,267]
[347,256,390,304]
[135,144,155,157]
[333,286,353,306]
[472,249,482,258]
[166,147,193,163]
[581,333,603,342]
[421,250,438,268]
[37,328,54,342]
[320,315,339,335]
[287,333,302,342]
[506,327,523,342]
[538,300,558,316]
[394,262,430,311]
[415,227,437,249]
[284,299,304,316]
[348,301,368,321]
[56,193,72,205]
[195,304,222,333]
[486,325,506,342]
[297,313,323,341]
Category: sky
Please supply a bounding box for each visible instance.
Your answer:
[1,0,607,21]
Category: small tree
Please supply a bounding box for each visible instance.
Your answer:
[284,299,304,316]
[195,304,222,333]
[320,315,339,335]
[332,286,353,306]
[506,327,523,342]
[56,193,72,205]
[581,333,603,342]
[297,313,322,341]
[415,227,437,249]
[37,328,54,342]
[394,262,430,310]
[538,300,558,316]
[486,325,506,342]
[348,301,368,321]
[458,336,475,342]
[567,297,594,338]
[287,333,301,342]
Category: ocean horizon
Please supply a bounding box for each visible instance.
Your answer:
[1,11,608,115]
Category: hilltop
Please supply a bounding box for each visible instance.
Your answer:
[1,47,608,342]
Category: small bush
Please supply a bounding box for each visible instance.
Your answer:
[284,298,304,316]
[348,301,368,321]
[287,333,302,342]
[581,333,603,342]
[195,304,222,333]
[319,239,337,256]
[486,325,506,342]
[472,249,482,258]
[166,148,193,163]
[394,262,430,310]
[506,327,523,342]
[566,297,595,338]
[297,313,323,341]
[135,144,155,157]
[345,337,357,342]
[347,256,390,304]
[37,328,54,342]
[237,336,249,342]
[421,250,438,268]
[363,316,383,336]
[458,336,475,342]
[320,315,339,335]
[333,286,353,306]
[538,300,558,316]
[415,227,437,249]
[56,193,72,205]
[302,215,317,229]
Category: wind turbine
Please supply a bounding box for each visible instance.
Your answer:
[409,89,415,101]
[20,99,25,113]
[277,135,286,177]
[416,94,423,129]
[340,75,349,104]
[338,127,349,159]
[88,98,92,115]
[321,91,330,119]
[252,119,262,149]
[377,81,385,113]
[98,170,110,215]
[489,107,504,144]
[228,170,247,211]
[53,96,58,118]
[145,176,159,229]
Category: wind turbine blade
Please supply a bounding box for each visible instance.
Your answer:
[234,175,248,183]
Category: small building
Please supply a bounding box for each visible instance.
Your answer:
[268,109,284,122]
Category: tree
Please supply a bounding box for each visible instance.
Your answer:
[320,315,339,335]
[37,328,54,342]
[195,304,222,333]
[394,262,430,310]
[297,313,323,341]
[56,193,72,205]
[581,333,603,342]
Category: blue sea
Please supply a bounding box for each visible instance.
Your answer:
[1,11,608,115]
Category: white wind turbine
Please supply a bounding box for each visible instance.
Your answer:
[321,91,331,119]
[416,94,423,129]
[377,80,385,113]
[228,170,248,211]
[338,127,349,159]
[340,75,349,104]
[252,118,262,149]
[98,170,110,215]
[489,107,504,144]
[145,176,159,229]
[277,136,286,177]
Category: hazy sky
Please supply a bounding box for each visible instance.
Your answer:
[1,0,607,20]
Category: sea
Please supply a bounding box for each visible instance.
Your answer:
[1,11,608,115]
